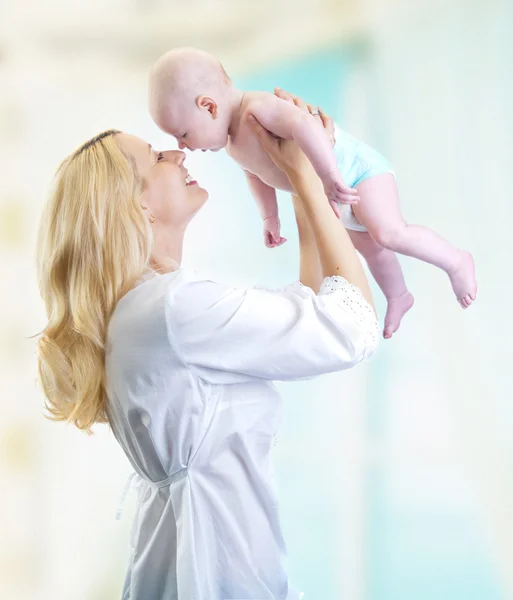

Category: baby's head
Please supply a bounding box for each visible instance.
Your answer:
[149,47,234,152]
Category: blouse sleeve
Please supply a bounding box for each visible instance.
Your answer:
[165,271,379,385]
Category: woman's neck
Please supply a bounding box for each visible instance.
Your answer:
[151,227,185,273]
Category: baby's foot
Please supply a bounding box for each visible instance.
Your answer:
[448,250,477,309]
[383,292,415,339]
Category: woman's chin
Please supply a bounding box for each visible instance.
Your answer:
[191,185,209,204]
[190,181,206,191]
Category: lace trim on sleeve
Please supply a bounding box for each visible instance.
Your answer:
[319,275,379,354]
[252,281,311,295]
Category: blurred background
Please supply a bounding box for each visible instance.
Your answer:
[1,0,512,598]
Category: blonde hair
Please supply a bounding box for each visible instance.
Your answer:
[35,130,153,433]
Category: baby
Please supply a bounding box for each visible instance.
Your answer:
[148,47,477,339]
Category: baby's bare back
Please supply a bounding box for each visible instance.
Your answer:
[226,91,295,192]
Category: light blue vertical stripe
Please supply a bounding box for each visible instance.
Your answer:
[237,45,352,599]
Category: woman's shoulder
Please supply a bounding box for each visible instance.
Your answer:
[109,268,187,326]
[122,268,312,318]
[114,268,182,305]
[116,267,235,316]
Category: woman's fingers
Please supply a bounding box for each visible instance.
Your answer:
[318,107,336,147]
[274,87,309,112]
[274,89,331,137]
[292,94,308,111]
[248,114,266,135]
[317,107,331,127]
[274,88,336,152]
[274,87,294,103]
[248,115,277,151]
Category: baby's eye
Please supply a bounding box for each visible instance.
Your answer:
[156,152,164,162]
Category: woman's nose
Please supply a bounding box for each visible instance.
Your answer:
[161,150,186,164]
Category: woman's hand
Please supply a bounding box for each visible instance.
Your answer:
[275,89,344,217]
[249,88,341,217]
[247,115,309,176]
[248,89,335,177]
[274,87,336,148]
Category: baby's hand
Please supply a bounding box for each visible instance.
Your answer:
[324,171,359,205]
[263,216,287,248]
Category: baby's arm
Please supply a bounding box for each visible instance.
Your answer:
[247,95,359,206]
[244,170,286,248]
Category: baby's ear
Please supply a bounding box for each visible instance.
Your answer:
[196,95,218,118]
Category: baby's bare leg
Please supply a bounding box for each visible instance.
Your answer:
[349,230,414,339]
[353,174,477,308]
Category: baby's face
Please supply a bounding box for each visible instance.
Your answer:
[160,100,229,153]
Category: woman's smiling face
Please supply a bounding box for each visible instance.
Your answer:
[117,134,208,228]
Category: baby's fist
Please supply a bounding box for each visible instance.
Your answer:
[263,216,287,248]
[324,171,359,205]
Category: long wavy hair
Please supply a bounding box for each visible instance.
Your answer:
[35,130,153,433]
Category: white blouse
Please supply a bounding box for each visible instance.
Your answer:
[105,267,379,600]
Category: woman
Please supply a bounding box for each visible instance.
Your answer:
[35,90,379,600]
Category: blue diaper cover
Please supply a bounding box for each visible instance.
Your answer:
[334,124,394,232]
